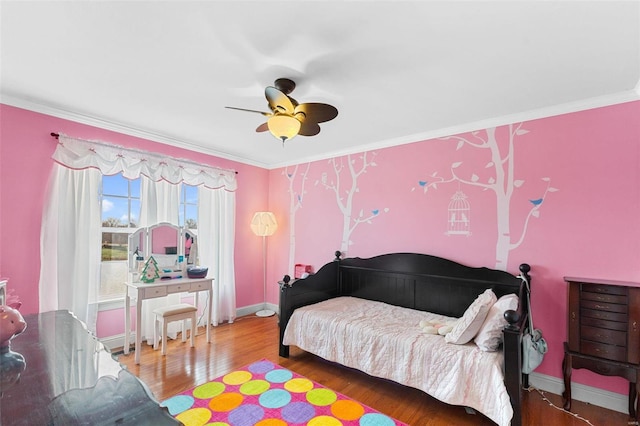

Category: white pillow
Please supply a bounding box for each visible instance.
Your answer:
[474,293,519,351]
[445,289,497,345]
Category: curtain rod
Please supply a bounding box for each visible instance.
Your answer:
[50,132,238,174]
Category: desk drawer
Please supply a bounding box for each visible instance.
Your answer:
[581,340,626,362]
[141,287,167,298]
[190,281,210,291]
[166,283,191,294]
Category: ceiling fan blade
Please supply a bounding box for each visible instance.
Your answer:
[256,122,269,132]
[299,121,321,137]
[295,103,338,123]
[225,106,271,116]
[265,86,295,114]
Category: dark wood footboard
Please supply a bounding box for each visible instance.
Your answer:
[278,251,530,426]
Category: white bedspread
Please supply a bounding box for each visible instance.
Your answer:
[283,296,513,426]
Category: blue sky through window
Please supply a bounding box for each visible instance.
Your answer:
[101,175,140,227]
[101,175,198,228]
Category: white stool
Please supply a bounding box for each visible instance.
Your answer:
[152,303,197,355]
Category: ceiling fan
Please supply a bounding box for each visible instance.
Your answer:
[226,78,338,143]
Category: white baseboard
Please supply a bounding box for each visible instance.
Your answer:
[529,372,628,415]
[102,303,281,352]
[236,302,279,318]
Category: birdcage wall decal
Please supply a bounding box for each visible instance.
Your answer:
[446,190,471,236]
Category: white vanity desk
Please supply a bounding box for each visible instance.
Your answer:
[124,277,216,365]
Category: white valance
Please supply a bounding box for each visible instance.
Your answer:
[53,134,237,191]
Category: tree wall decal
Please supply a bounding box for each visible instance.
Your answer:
[283,163,310,274]
[415,124,558,270]
[317,152,388,254]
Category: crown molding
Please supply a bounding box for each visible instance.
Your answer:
[0,93,272,169]
[268,89,640,169]
[3,89,638,171]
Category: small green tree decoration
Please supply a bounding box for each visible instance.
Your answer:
[141,256,160,283]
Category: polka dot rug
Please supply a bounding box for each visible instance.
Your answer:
[161,359,408,426]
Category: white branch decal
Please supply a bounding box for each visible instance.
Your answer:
[283,163,310,274]
[317,152,388,255]
[414,124,558,270]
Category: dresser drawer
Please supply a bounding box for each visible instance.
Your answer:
[582,283,628,296]
[581,340,627,362]
[581,315,628,331]
[581,291,627,305]
[581,325,627,346]
[581,300,627,313]
[581,308,627,322]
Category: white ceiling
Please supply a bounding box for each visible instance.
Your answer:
[2,1,639,169]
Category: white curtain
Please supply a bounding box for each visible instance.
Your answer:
[39,134,237,338]
[138,176,182,344]
[39,164,102,332]
[199,187,236,324]
[51,135,237,190]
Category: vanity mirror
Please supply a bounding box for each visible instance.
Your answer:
[128,223,200,282]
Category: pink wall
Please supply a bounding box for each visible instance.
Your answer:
[267,101,640,396]
[0,105,268,328]
[3,101,640,398]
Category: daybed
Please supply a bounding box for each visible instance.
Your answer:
[279,252,530,426]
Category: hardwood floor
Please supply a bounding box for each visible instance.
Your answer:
[117,314,632,426]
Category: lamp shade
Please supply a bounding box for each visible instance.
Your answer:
[250,212,278,237]
[267,115,301,142]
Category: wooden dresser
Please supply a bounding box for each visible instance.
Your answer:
[563,277,640,420]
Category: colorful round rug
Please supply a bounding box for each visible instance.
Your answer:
[161,359,407,426]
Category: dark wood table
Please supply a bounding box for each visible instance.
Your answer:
[0,310,178,425]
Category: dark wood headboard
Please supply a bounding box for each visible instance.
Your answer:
[278,251,530,426]
[339,252,524,318]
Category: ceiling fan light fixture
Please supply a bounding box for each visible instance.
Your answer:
[267,114,301,143]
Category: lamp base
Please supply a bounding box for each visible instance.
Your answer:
[256,309,275,317]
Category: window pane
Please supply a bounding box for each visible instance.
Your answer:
[130,199,140,228]
[101,231,129,261]
[184,185,198,204]
[99,173,141,302]
[102,196,129,226]
[130,178,140,198]
[185,205,198,229]
[102,174,128,196]
[100,261,128,301]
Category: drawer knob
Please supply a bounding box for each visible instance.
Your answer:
[634,321,638,331]
[571,312,576,320]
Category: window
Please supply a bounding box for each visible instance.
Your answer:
[180,183,198,229]
[98,179,199,301]
[99,174,140,301]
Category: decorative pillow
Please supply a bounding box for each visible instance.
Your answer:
[474,293,519,351]
[445,289,497,345]
[419,319,456,335]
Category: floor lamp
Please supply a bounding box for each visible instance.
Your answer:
[250,212,278,317]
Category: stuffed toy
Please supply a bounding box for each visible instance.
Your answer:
[419,319,456,336]
[0,305,26,348]
[0,305,27,395]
